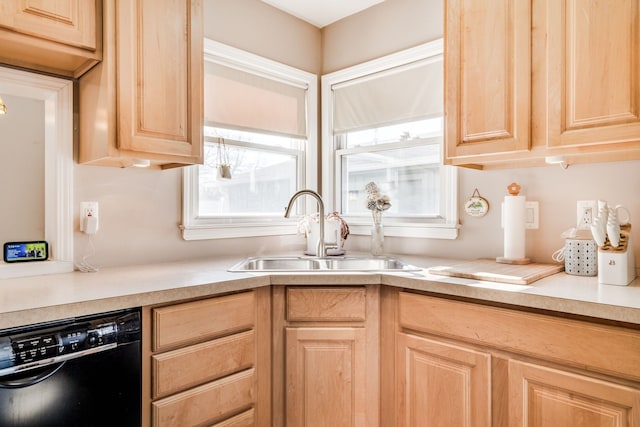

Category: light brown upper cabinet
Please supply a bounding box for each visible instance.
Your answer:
[545,0,640,149]
[79,0,203,169]
[0,0,101,77]
[444,0,531,164]
[445,0,640,169]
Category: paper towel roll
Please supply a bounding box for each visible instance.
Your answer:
[503,195,526,260]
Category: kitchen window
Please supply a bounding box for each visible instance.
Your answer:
[321,38,458,239]
[182,40,317,240]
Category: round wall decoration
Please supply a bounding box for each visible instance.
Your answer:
[464,188,489,217]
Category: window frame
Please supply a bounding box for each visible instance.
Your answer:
[321,38,459,239]
[181,39,318,240]
[0,67,74,278]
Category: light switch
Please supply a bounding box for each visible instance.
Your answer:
[525,201,539,229]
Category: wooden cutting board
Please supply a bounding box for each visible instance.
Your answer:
[429,259,564,285]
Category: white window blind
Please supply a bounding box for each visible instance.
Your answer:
[332,59,443,134]
[321,39,458,240]
[182,39,317,241]
[204,61,308,138]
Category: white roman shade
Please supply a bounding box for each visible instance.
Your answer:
[204,61,307,138]
[332,57,443,134]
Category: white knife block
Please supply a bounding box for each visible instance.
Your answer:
[598,225,636,286]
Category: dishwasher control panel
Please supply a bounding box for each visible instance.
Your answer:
[12,334,59,364]
[0,309,140,373]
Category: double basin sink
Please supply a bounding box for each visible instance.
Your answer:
[229,256,421,272]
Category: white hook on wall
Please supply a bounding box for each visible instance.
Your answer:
[545,155,569,169]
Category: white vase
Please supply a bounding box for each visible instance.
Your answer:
[371,223,384,256]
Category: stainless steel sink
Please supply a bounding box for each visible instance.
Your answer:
[228,256,421,272]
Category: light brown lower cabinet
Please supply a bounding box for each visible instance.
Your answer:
[142,288,271,427]
[509,360,640,426]
[383,289,640,427]
[395,332,491,427]
[286,327,367,425]
[141,284,640,426]
[272,285,380,427]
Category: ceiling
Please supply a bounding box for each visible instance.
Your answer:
[261,0,385,28]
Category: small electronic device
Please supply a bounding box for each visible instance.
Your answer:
[3,241,49,263]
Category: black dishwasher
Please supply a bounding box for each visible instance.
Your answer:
[0,308,141,427]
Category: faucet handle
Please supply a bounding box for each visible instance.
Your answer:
[322,229,341,252]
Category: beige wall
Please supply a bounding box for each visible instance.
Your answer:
[73,166,303,267]
[72,0,640,270]
[0,95,44,242]
[322,0,443,73]
[344,160,640,266]
[204,0,322,74]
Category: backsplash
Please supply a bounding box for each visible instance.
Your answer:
[73,159,640,269]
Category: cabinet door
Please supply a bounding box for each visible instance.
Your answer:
[0,0,96,50]
[546,0,640,148]
[286,327,367,427]
[444,0,531,162]
[116,0,203,163]
[396,332,491,427]
[509,360,640,426]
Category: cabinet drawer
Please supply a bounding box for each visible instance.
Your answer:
[153,291,255,352]
[286,287,366,322]
[152,369,255,427]
[153,330,255,399]
[398,291,640,381]
[211,408,255,427]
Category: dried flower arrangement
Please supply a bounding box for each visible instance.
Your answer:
[365,182,391,225]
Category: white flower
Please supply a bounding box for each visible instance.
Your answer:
[365,181,391,212]
[364,181,391,225]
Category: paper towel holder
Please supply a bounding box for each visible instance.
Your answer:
[497,182,531,265]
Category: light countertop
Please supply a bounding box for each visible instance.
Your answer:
[0,254,639,329]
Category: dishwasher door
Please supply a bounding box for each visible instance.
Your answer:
[0,309,141,427]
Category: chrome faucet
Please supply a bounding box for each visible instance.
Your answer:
[284,189,338,257]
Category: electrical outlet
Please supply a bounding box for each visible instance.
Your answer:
[80,202,99,233]
[576,200,597,230]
